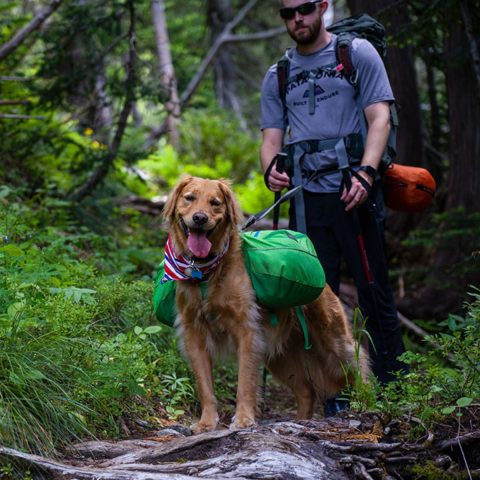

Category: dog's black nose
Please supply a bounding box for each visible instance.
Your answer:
[193,212,208,225]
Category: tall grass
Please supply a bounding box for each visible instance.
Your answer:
[0,326,92,454]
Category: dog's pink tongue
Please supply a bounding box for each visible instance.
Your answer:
[187,232,212,258]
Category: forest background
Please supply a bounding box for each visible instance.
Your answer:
[0,0,479,464]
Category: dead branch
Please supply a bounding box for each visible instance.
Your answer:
[438,431,480,451]
[222,27,286,43]
[0,100,32,106]
[178,1,284,109]
[352,461,375,480]
[0,76,30,81]
[0,114,45,120]
[324,441,403,453]
[0,0,63,62]
[1,419,477,479]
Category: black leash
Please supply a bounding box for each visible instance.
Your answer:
[242,184,303,231]
[243,163,341,231]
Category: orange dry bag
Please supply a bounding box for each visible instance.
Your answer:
[383,163,436,213]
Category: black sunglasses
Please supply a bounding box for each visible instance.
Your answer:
[279,1,323,20]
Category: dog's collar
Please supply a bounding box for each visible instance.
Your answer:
[161,235,230,284]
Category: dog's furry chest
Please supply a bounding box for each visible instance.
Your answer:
[177,277,254,323]
[175,275,263,356]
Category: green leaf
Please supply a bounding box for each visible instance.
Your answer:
[144,326,162,335]
[74,290,82,303]
[441,406,456,415]
[7,302,24,319]
[456,397,473,408]
[448,317,457,332]
[0,244,24,256]
[134,326,143,335]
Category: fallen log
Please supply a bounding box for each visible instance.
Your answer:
[1,416,477,479]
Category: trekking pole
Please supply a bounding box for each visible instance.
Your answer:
[350,206,390,376]
[272,152,287,230]
[336,137,390,377]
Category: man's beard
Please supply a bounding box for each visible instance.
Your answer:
[287,16,322,45]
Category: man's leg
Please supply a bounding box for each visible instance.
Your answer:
[353,203,407,383]
[300,192,343,294]
[292,190,407,385]
[333,198,407,383]
[302,192,350,416]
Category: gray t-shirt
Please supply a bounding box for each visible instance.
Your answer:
[261,34,394,192]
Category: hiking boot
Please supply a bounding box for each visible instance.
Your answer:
[323,397,350,417]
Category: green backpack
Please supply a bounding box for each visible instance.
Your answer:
[153,229,325,327]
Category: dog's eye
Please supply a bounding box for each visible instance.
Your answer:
[184,194,195,202]
[210,198,222,207]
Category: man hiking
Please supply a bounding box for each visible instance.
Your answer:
[260,0,407,393]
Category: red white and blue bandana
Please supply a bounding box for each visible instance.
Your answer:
[161,235,230,284]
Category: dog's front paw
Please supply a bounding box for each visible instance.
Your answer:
[229,414,256,430]
[191,418,219,434]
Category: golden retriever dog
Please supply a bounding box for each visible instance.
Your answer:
[162,175,370,433]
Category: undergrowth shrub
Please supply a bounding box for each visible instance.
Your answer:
[0,192,189,453]
[348,290,480,424]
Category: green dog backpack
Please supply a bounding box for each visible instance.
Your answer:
[153,230,325,326]
[153,263,177,327]
[241,229,325,309]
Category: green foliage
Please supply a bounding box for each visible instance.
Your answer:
[235,171,288,217]
[133,108,277,217]
[0,192,190,453]
[345,308,379,412]
[160,372,195,419]
[374,290,480,425]
[409,460,466,480]
[179,109,260,183]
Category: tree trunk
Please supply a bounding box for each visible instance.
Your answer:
[444,15,480,213]
[428,9,480,311]
[207,0,246,128]
[151,0,181,149]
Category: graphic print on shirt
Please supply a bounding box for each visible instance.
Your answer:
[287,63,345,110]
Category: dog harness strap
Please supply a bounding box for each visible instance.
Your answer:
[270,312,279,327]
[200,282,208,302]
[294,306,311,350]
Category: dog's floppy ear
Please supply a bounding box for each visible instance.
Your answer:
[163,175,194,224]
[217,179,243,226]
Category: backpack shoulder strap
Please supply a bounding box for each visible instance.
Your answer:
[276,50,291,116]
[335,32,358,86]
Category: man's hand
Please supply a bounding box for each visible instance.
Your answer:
[341,171,373,211]
[268,164,290,192]
[341,101,390,211]
[261,128,288,192]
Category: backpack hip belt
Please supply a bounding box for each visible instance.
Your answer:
[282,134,364,233]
